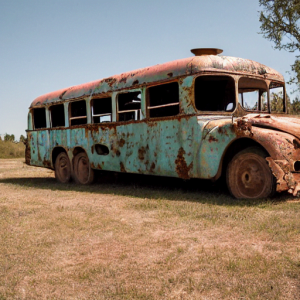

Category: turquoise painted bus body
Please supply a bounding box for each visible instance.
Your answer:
[27,50,300,198]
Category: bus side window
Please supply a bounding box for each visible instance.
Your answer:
[33,108,47,129]
[195,76,235,111]
[50,104,65,127]
[147,82,179,118]
[69,100,87,126]
[117,92,141,121]
[92,97,112,123]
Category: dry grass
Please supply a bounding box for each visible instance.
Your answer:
[0,141,25,158]
[0,158,300,299]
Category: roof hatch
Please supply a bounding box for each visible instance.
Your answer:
[191,48,223,56]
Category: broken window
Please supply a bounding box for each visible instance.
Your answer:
[50,104,65,127]
[239,78,268,112]
[195,76,235,111]
[269,82,285,113]
[69,100,87,126]
[147,82,179,118]
[117,91,141,121]
[92,97,112,123]
[32,108,47,129]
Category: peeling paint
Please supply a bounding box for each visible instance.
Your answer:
[175,147,193,179]
[26,52,300,199]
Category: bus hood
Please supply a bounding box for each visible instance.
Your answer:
[199,113,300,143]
[237,114,300,140]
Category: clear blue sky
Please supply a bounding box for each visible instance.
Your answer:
[0,0,296,139]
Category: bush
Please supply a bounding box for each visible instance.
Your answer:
[0,140,25,159]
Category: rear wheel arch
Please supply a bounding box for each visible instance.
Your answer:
[52,147,69,167]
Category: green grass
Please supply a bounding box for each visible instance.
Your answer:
[0,140,25,158]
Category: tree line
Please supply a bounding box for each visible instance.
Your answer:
[0,134,26,143]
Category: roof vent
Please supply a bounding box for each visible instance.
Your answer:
[191,48,223,56]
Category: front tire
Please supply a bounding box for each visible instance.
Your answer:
[226,147,275,199]
[73,152,94,184]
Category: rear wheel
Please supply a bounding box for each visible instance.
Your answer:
[73,152,94,184]
[55,152,72,183]
[226,147,275,199]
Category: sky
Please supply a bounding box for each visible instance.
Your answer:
[0,0,297,139]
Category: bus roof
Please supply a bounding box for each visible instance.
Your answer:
[30,55,284,108]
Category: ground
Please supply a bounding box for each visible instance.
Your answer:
[0,159,300,299]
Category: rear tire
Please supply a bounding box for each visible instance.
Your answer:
[55,152,72,183]
[73,152,94,184]
[226,147,275,199]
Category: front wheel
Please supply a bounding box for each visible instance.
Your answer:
[73,152,94,184]
[226,147,275,199]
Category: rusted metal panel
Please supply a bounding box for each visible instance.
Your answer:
[25,132,31,165]
[233,115,300,195]
[197,117,236,178]
[239,114,300,139]
[30,55,284,108]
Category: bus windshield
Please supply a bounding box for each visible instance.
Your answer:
[238,77,285,113]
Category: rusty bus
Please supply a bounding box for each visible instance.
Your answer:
[26,48,300,199]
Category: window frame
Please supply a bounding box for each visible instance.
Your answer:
[194,74,236,114]
[116,89,142,122]
[69,99,88,126]
[49,103,65,128]
[32,107,47,129]
[146,81,180,119]
[238,77,269,113]
[91,96,113,124]
[269,81,286,114]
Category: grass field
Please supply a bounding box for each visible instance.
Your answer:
[0,140,25,158]
[0,158,299,299]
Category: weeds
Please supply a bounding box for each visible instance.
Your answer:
[0,140,24,159]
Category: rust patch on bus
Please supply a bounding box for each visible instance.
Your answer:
[119,138,125,147]
[233,114,300,196]
[120,162,126,172]
[104,77,117,87]
[150,162,156,173]
[208,136,218,143]
[43,159,52,169]
[175,147,193,179]
[25,136,31,165]
[267,158,300,196]
[138,147,146,160]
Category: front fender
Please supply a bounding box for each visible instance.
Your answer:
[198,123,237,178]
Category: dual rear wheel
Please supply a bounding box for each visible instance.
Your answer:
[54,152,94,185]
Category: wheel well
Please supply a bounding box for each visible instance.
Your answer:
[216,138,270,180]
[73,147,86,157]
[72,147,86,164]
[52,147,68,168]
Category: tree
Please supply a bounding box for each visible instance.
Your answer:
[19,135,26,143]
[259,0,300,87]
[270,90,284,112]
[4,134,15,142]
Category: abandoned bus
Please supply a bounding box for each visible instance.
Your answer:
[26,48,300,199]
